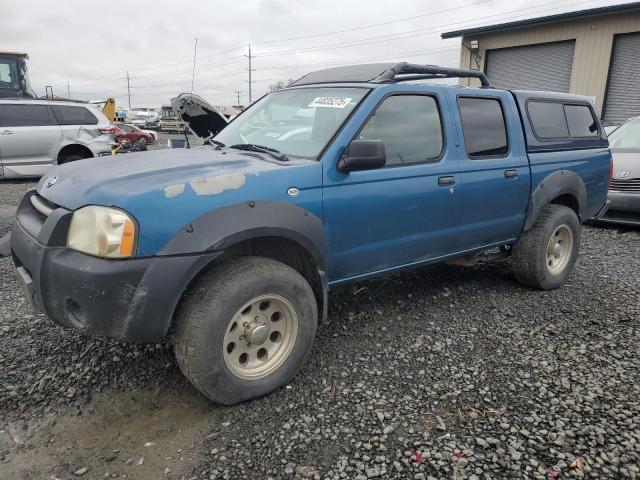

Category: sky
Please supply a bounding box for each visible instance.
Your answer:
[1,0,634,109]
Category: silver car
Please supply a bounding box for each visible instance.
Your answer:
[599,116,640,225]
[0,99,115,178]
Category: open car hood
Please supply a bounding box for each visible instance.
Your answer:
[171,93,228,139]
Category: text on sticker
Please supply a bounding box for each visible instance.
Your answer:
[308,97,353,109]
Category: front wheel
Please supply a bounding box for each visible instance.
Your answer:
[174,256,318,404]
[511,204,580,290]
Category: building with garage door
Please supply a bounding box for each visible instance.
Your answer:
[441,2,640,125]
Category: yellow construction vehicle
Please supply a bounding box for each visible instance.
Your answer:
[102,98,117,122]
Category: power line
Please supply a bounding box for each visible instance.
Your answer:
[60,0,610,104]
[253,0,589,58]
[251,0,494,46]
[258,46,461,71]
[127,44,246,73]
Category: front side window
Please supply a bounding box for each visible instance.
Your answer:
[609,118,640,150]
[214,87,368,158]
[51,106,98,125]
[357,95,443,166]
[458,97,508,157]
[0,104,52,127]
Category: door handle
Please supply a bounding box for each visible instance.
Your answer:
[504,169,518,178]
[438,176,456,186]
[0,130,13,135]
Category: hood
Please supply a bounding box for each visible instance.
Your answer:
[36,147,320,257]
[171,93,228,139]
[612,150,640,179]
[37,146,284,211]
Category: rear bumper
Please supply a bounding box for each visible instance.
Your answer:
[10,191,218,341]
[595,191,640,225]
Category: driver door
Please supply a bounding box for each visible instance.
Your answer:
[322,90,462,283]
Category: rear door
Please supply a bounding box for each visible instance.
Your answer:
[445,90,531,249]
[0,103,61,177]
[323,86,462,283]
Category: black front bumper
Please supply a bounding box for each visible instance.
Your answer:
[11,191,217,341]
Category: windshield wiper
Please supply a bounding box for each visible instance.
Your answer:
[230,143,289,162]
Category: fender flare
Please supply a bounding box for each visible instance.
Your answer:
[524,170,587,231]
[159,200,328,320]
[159,200,324,264]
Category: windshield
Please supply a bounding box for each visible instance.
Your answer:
[0,58,19,91]
[609,118,640,150]
[161,107,175,118]
[214,87,368,158]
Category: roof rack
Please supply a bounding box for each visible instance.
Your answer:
[289,62,491,88]
[373,63,491,87]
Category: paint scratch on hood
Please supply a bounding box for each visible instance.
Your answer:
[164,183,186,198]
[190,173,246,196]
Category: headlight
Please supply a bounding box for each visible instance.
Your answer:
[67,206,137,258]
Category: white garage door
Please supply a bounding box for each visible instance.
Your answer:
[603,32,640,125]
[485,40,576,92]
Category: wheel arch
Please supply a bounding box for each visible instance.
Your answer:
[160,201,328,333]
[523,170,586,231]
[56,143,94,163]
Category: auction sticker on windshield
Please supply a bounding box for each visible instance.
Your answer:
[309,97,353,108]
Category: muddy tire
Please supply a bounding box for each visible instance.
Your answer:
[174,256,318,404]
[512,204,580,290]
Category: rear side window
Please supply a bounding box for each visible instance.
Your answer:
[565,104,598,137]
[528,102,568,138]
[0,104,53,127]
[528,101,599,139]
[458,97,509,157]
[51,105,98,125]
[357,95,443,166]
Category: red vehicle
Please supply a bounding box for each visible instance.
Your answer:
[113,123,154,145]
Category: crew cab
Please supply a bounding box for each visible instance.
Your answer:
[5,63,610,404]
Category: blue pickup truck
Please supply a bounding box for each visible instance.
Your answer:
[5,63,611,404]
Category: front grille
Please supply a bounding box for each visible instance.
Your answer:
[610,178,640,193]
[30,194,56,217]
[17,193,60,239]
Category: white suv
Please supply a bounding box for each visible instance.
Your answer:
[0,99,116,178]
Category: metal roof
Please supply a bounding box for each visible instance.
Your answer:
[441,1,640,39]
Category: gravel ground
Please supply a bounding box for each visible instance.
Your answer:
[0,180,639,479]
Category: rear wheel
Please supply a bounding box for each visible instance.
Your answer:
[174,256,318,404]
[511,204,580,290]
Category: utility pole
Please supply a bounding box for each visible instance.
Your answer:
[245,44,255,104]
[126,71,131,109]
[234,90,242,107]
[191,37,198,94]
[67,81,70,100]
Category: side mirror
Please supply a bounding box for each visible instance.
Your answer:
[338,139,386,173]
